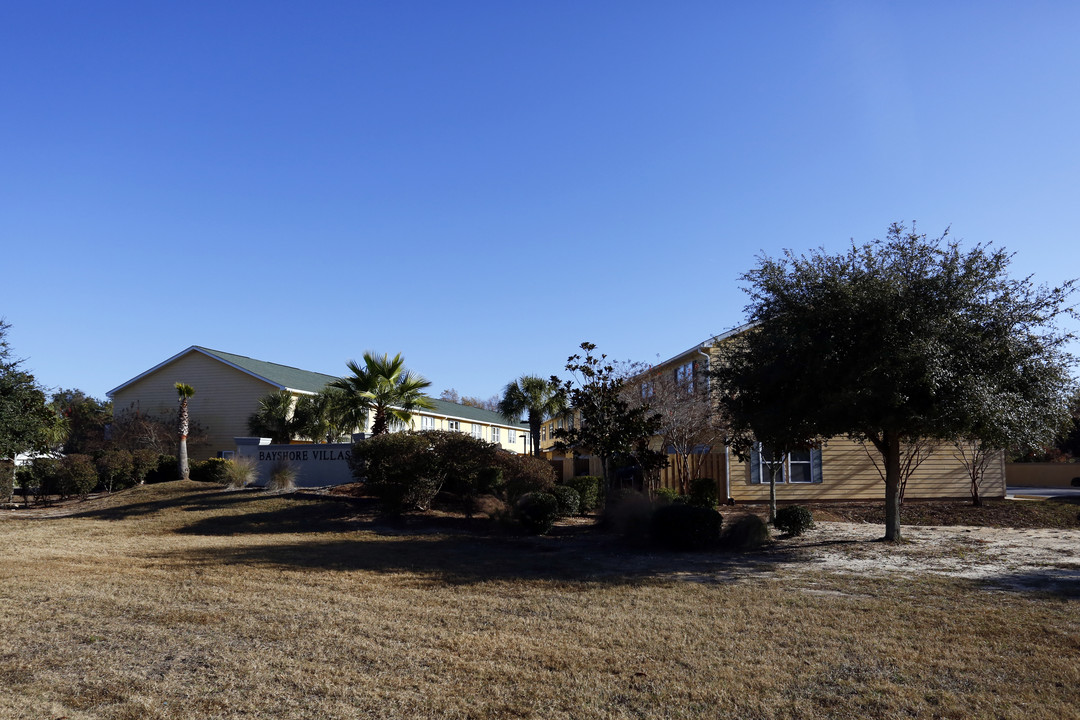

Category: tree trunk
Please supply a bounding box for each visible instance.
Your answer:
[601,456,614,511]
[768,466,778,524]
[178,434,189,480]
[529,413,542,457]
[178,397,190,481]
[883,429,902,541]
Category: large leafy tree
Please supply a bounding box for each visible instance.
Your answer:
[713,223,1077,541]
[0,320,65,472]
[175,382,195,480]
[497,375,565,456]
[49,388,111,454]
[551,343,664,501]
[330,352,434,436]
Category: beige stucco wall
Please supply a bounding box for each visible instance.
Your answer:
[111,351,280,461]
[1005,463,1080,488]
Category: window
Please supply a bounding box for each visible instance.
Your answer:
[471,424,484,439]
[674,362,695,393]
[750,446,822,484]
[557,418,563,429]
[641,381,655,399]
[447,420,460,432]
[508,429,517,443]
[420,416,435,431]
[491,427,500,443]
[541,427,547,442]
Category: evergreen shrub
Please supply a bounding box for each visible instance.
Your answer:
[564,475,602,513]
[515,491,560,535]
[722,514,770,550]
[774,505,815,536]
[651,504,723,551]
[688,478,718,508]
[551,485,581,517]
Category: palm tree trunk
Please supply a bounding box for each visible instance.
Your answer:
[178,398,190,480]
[529,413,542,457]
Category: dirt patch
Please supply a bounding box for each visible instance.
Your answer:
[769,520,1080,593]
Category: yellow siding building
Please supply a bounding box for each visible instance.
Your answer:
[108,346,529,460]
[539,330,1006,502]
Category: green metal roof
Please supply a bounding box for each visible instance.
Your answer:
[194,347,341,394]
[425,398,526,428]
[196,347,526,428]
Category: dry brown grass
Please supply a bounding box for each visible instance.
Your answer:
[1,481,1077,719]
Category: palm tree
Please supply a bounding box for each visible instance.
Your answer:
[248,390,298,444]
[293,388,351,444]
[498,375,565,456]
[330,352,435,436]
[175,382,195,480]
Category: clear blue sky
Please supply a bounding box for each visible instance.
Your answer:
[2,1,1078,402]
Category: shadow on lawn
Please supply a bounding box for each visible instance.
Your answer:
[167,531,812,586]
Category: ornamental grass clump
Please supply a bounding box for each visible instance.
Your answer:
[222,455,258,489]
[267,458,298,492]
[774,505,815,536]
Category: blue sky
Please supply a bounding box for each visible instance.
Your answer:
[2,1,1078,402]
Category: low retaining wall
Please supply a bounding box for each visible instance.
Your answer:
[1005,462,1080,488]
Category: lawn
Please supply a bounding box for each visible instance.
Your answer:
[1,482,1077,719]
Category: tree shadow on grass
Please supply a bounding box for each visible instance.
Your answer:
[166,532,813,586]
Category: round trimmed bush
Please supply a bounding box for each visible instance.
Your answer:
[654,486,680,505]
[722,514,770,550]
[551,485,581,517]
[688,478,718,509]
[564,476,602,513]
[515,492,560,535]
[774,505,815,536]
[651,504,723,551]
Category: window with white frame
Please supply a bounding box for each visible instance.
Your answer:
[674,361,695,393]
[641,381,654,399]
[447,420,460,432]
[491,427,500,443]
[750,446,822,485]
[541,427,547,442]
[420,416,435,431]
[508,428,517,443]
[471,424,484,440]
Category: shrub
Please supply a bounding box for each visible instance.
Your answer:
[651,504,723,551]
[58,454,99,498]
[688,478,718,509]
[774,505,815,536]
[145,455,178,484]
[602,489,654,545]
[350,432,440,513]
[222,455,258,489]
[130,449,159,485]
[190,457,229,484]
[551,485,581,517]
[515,492,560,535]
[494,451,557,503]
[476,466,504,495]
[654,486,680,505]
[722,514,770,551]
[23,458,60,504]
[564,475,602,513]
[95,449,135,492]
[267,458,298,492]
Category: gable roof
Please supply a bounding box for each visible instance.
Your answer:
[107,346,340,397]
[107,346,527,429]
[193,346,340,393]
